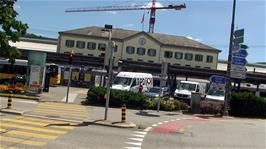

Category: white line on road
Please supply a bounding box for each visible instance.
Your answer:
[176,118,181,120]
[158,122,163,125]
[170,119,175,121]
[61,93,77,103]
[144,127,152,132]
[134,131,147,135]
[131,134,145,138]
[0,98,38,104]
[124,147,141,149]
[125,142,142,146]
[152,124,157,127]
[164,121,169,123]
[128,138,144,142]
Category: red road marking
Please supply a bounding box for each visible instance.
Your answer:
[152,121,187,133]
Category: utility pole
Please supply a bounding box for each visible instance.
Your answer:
[224,0,236,116]
[103,24,114,120]
[66,50,74,103]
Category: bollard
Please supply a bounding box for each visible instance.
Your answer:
[7,92,13,109]
[121,104,126,123]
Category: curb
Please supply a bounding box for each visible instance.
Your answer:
[84,119,136,128]
[0,94,40,101]
[0,108,28,115]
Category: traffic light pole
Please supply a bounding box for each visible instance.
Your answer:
[224,0,236,116]
[66,65,72,103]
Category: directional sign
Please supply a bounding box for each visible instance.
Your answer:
[234,29,244,37]
[209,75,226,84]
[233,37,244,44]
[232,57,247,66]
[231,71,246,79]
[231,64,246,72]
[232,49,248,57]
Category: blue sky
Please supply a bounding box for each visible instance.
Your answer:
[15,0,265,63]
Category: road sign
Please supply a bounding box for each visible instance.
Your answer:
[230,71,246,79]
[231,64,246,72]
[209,75,226,84]
[233,37,244,44]
[234,29,244,37]
[232,57,247,66]
[232,49,248,57]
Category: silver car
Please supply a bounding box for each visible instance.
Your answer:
[144,87,170,98]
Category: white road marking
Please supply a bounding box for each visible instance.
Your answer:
[131,134,145,138]
[125,142,142,146]
[164,121,169,123]
[158,122,163,125]
[0,98,38,104]
[152,124,157,127]
[176,118,181,120]
[61,93,77,103]
[170,119,175,121]
[134,131,147,135]
[144,127,152,132]
[124,147,141,149]
[128,138,144,142]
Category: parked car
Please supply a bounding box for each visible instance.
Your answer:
[144,86,170,98]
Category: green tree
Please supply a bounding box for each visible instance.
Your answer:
[0,0,28,65]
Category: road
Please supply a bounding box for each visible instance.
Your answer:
[1,86,265,148]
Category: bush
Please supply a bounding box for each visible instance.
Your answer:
[87,87,149,109]
[200,100,224,115]
[86,87,189,111]
[147,98,189,111]
[230,92,266,118]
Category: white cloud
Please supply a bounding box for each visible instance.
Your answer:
[186,36,202,42]
[144,2,164,8]
[105,11,117,15]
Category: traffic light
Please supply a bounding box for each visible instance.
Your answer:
[69,51,74,64]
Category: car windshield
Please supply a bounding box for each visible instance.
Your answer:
[207,89,225,97]
[177,83,197,91]
[149,88,161,93]
[113,77,132,86]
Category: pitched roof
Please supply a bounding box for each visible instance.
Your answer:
[59,26,220,52]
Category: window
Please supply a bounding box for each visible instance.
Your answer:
[98,43,106,51]
[195,54,203,61]
[65,40,74,47]
[75,53,83,56]
[137,47,146,55]
[195,66,201,68]
[126,46,135,54]
[138,59,143,61]
[174,63,180,66]
[185,53,193,61]
[147,49,156,56]
[87,42,96,50]
[76,41,85,49]
[127,58,133,60]
[175,52,183,59]
[206,55,213,63]
[185,65,191,67]
[164,51,173,58]
[148,60,154,63]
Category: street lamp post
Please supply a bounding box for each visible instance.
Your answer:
[103,24,115,120]
[224,0,236,116]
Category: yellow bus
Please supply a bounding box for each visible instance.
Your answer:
[46,63,62,86]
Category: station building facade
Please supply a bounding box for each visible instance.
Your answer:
[57,26,221,69]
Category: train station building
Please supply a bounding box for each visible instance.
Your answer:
[57,26,221,69]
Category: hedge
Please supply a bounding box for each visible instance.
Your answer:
[230,92,266,118]
[86,87,188,111]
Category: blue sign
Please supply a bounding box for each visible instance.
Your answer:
[209,75,226,84]
[232,49,248,57]
[232,57,247,66]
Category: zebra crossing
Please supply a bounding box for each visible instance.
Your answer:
[27,102,89,122]
[124,131,148,149]
[0,115,77,148]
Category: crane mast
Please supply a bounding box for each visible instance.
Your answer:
[65,0,186,33]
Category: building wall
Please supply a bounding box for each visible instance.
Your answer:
[59,33,219,69]
[59,35,123,61]
[122,34,161,63]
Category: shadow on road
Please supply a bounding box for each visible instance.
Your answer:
[135,110,160,117]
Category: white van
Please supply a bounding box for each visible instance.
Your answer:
[174,81,205,102]
[111,72,153,93]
